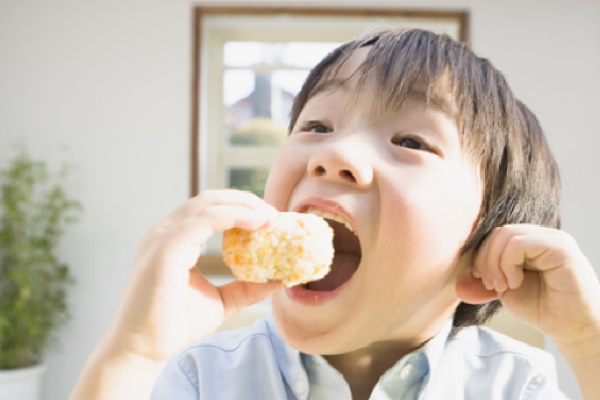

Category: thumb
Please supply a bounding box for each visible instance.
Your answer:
[218,280,284,319]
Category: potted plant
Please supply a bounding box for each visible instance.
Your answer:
[0,149,81,400]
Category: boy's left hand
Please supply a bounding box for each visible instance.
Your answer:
[472,224,600,351]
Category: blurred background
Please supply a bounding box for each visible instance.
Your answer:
[1,1,599,399]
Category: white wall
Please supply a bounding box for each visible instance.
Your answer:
[0,0,191,398]
[1,1,598,399]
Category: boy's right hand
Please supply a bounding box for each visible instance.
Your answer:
[106,189,282,364]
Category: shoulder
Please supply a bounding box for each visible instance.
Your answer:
[449,325,551,360]
[176,318,278,375]
[429,326,566,399]
[150,317,303,399]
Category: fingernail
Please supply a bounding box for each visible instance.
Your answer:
[482,277,490,290]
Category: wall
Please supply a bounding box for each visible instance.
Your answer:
[0,1,598,399]
[0,0,191,398]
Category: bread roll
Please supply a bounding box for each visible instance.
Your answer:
[222,212,334,286]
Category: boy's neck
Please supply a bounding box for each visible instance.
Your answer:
[322,312,456,399]
[324,340,424,400]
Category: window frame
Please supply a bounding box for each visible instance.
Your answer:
[190,6,469,197]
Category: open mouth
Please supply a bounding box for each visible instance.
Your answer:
[302,211,362,291]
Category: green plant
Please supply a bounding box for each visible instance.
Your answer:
[229,117,287,146]
[228,118,286,196]
[0,150,81,369]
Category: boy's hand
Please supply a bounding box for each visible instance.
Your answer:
[107,189,282,363]
[472,224,600,352]
[70,189,283,400]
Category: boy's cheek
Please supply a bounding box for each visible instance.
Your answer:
[263,153,305,211]
[263,162,286,206]
[263,174,287,211]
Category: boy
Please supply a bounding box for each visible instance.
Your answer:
[71,29,600,399]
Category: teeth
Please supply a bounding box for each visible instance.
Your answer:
[306,207,356,234]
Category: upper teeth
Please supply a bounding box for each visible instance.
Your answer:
[306,207,355,233]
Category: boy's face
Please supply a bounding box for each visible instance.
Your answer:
[264,48,483,355]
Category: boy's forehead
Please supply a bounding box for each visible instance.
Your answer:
[311,51,458,122]
[310,47,370,96]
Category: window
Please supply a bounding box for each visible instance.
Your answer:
[215,39,339,198]
[192,7,467,257]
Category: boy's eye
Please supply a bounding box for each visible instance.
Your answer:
[311,125,330,133]
[391,136,427,150]
[303,121,332,134]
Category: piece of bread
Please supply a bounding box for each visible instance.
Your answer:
[222,212,334,286]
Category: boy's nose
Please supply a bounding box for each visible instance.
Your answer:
[307,140,373,188]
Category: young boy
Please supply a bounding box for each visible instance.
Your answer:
[71,29,600,399]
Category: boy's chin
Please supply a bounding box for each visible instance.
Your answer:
[271,302,355,355]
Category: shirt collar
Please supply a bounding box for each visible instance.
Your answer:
[372,320,453,398]
[265,314,311,399]
[265,314,454,400]
[419,319,454,382]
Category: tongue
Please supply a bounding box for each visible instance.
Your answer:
[305,252,359,291]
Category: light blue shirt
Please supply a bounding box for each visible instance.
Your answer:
[150,315,568,399]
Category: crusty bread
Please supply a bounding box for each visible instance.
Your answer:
[222,212,334,286]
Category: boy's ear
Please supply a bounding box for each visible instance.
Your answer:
[455,267,499,304]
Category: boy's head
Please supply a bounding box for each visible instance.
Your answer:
[287,29,561,328]
[264,29,560,354]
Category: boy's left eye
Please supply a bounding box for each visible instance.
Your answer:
[391,136,428,151]
[310,125,331,134]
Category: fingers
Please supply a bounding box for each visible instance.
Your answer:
[151,189,276,242]
[472,224,580,294]
[162,204,276,248]
[161,189,277,229]
[137,190,278,274]
[471,224,600,347]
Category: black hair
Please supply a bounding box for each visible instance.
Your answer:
[289,29,561,327]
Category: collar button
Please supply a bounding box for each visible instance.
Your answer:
[400,364,414,380]
[296,379,308,396]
